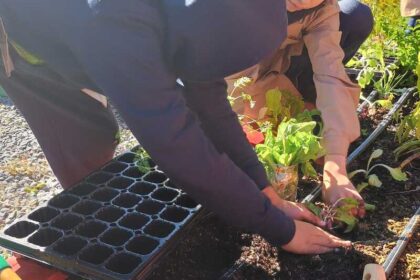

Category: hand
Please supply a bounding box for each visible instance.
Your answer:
[262,186,326,227]
[322,155,365,218]
[282,220,352,254]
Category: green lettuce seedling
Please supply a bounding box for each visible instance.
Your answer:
[348,149,408,193]
[306,198,376,233]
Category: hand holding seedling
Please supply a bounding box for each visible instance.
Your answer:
[322,155,366,218]
[263,186,325,226]
[262,187,351,254]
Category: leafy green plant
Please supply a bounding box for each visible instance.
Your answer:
[394,99,420,161]
[348,149,408,193]
[306,198,376,233]
[255,88,305,130]
[417,52,420,92]
[255,118,324,178]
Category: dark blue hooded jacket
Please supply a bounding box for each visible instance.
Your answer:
[0,0,295,246]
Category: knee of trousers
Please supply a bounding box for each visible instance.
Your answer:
[340,0,374,42]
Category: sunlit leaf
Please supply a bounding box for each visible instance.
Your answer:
[368,174,383,187]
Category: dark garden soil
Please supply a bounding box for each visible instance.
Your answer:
[148,97,419,280]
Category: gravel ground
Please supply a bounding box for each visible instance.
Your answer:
[0,96,137,257]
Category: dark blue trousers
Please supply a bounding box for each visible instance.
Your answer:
[286,0,374,103]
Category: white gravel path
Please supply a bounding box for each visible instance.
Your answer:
[0,96,137,257]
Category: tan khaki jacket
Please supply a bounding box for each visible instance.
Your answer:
[401,0,420,17]
[226,0,361,157]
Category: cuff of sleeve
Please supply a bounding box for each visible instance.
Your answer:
[322,132,350,156]
[257,200,296,246]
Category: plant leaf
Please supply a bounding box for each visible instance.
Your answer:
[301,161,318,178]
[356,182,370,193]
[370,164,409,181]
[367,149,383,170]
[348,169,367,179]
[335,208,358,233]
[368,174,383,187]
[305,203,322,217]
[365,203,376,211]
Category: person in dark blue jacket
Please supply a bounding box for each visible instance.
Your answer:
[0,0,352,259]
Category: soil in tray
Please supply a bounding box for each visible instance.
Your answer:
[147,107,418,279]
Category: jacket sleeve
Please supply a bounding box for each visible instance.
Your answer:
[183,80,270,190]
[303,1,361,156]
[77,0,295,246]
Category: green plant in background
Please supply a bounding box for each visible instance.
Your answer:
[348,149,408,193]
[259,88,305,126]
[394,100,420,161]
[351,1,419,91]
[346,44,386,89]
[255,118,324,178]
[417,52,420,92]
[228,77,255,108]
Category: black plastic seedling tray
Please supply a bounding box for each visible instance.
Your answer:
[0,148,202,280]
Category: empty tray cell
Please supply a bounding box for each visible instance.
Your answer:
[91,188,119,202]
[49,194,80,209]
[51,213,82,231]
[75,221,107,238]
[160,206,189,223]
[106,252,142,275]
[79,244,113,265]
[151,188,178,202]
[100,228,132,247]
[175,194,198,209]
[117,153,136,164]
[69,183,97,196]
[126,235,159,255]
[103,162,128,174]
[108,177,134,190]
[28,207,60,223]
[119,213,149,230]
[113,193,141,208]
[144,220,175,238]
[123,167,144,179]
[53,236,87,256]
[136,200,164,215]
[72,200,102,216]
[95,206,125,223]
[4,221,39,239]
[28,228,62,247]
[130,182,156,195]
[143,172,167,184]
[87,172,113,184]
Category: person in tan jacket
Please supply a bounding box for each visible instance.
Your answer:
[227,0,373,217]
[401,0,420,32]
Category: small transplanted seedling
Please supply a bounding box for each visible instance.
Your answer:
[306,198,376,233]
[228,77,255,109]
[134,148,152,173]
[348,149,408,193]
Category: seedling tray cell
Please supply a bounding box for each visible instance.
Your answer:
[0,149,201,280]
